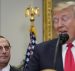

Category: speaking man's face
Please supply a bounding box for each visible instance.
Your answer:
[53,6,75,41]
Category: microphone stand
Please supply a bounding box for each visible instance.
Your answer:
[53,33,69,71]
[41,36,61,71]
[53,36,60,69]
[41,33,69,71]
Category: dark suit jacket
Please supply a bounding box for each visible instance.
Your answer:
[25,39,64,71]
[10,66,19,71]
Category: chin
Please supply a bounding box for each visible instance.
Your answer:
[0,58,10,63]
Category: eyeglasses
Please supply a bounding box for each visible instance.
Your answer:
[0,45,10,52]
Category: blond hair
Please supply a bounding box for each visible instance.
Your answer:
[54,1,75,11]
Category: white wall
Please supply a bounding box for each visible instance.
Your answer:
[0,0,43,67]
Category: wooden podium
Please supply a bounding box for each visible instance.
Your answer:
[41,69,56,71]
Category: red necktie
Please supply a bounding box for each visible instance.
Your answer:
[64,43,75,71]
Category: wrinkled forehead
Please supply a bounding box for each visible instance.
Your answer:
[0,38,9,45]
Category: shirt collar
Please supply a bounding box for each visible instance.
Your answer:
[2,64,10,71]
[62,40,75,48]
[72,40,75,47]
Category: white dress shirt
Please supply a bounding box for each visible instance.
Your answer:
[62,40,75,68]
[1,64,10,71]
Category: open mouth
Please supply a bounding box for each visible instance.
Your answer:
[59,31,67,34]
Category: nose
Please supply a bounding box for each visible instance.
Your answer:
[58,19,64,28]
[2,47,6,53]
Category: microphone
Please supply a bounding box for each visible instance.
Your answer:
[59,33,69,44]
[53,33,69,69]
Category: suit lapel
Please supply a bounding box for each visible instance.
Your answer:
[10,66,13,71]
[10,67,12,71]
[10,66,15,71]
[55,45,63,71]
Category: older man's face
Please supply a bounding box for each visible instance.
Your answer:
[53,6,75,41]
[0,38,11,65]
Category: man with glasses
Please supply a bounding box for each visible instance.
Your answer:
[0,36,19,71]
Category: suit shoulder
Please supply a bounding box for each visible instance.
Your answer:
[37,38,57,48]
[33,38,57,57]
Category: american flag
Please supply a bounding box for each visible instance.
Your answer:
[23,25,37,69]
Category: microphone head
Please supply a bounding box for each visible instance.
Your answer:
[59,33,69,44]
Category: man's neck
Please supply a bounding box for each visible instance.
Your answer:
[0,63,8,69]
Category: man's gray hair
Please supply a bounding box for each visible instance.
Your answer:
[54,1,75,11]
[0,36,11,47]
